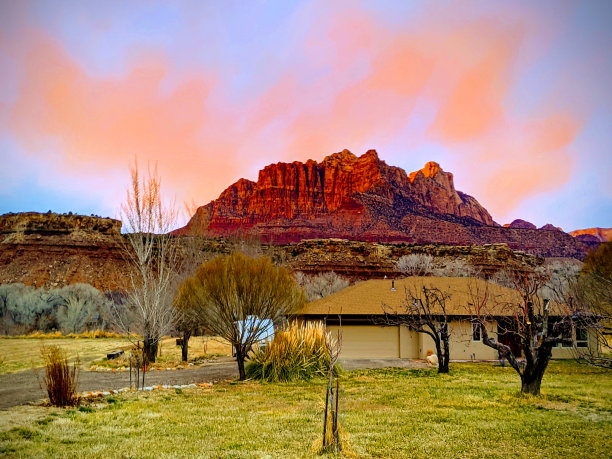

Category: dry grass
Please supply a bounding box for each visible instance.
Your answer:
[0,336,232,374]
[22,330,125,339]
[40,346,80,407]
[91,336,233,370]
[0,337,130,375]
[0,361,610,457]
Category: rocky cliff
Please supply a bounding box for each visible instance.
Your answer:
[0,212,129,290]
[177,150,594,258]
[570,227,612,243]
[0,212,558,291]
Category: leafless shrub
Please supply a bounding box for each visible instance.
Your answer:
[396,254,434,276]
[295,272,350,301]
[433,258,481,278]
[40,345,79,407]
[489,270,515,288]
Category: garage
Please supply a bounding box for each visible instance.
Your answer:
[326,325,400,358]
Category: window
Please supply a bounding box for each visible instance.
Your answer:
[575,327,588,348]
[561,326,573,348]
[472,323,482,342]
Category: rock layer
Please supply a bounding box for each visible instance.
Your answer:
[569,228,612,243]
[0,212,129,290]
[177,150,594,259]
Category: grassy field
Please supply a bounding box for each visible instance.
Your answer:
[0,337,130,375]
[0,336,233,375]
[1,361,610,458]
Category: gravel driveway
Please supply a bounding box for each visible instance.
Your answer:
[0,357,238,410]
[0,357,431,410]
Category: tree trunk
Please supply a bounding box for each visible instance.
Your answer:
[236,349,246,380]
[439,334,450,373]
[521,372,544,395]
[143,338,158,363]
[181,330,191,362]
[434,338,449,374]
[521,346,553,395]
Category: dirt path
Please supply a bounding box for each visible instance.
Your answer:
[0,357,238,410]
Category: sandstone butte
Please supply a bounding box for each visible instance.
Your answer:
[0,212,129,290]
[175,149,595,259]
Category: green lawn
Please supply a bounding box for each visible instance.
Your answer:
[1,362,610,458]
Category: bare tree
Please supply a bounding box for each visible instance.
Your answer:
[115,160,181,363]
[468,271,592,395]
[578,242,612,367]
[175,253,305,380]
[396,254,434,276]
[381,283,452,373]
[55,284,110,334]
[295,271,350,301]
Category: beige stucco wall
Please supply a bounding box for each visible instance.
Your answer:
[306,318,598,360]
[416,321,498,360]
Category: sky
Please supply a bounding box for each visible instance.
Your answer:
[0,0,610,232]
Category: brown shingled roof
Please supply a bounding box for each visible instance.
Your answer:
[301,277,537,317]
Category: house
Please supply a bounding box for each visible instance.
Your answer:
[296,277,597,360]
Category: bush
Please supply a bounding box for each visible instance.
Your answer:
[0,283,115,335]
[295,272,349,301]
[396,254,434,276]
[247,322,337,382]
[41,345,80,407]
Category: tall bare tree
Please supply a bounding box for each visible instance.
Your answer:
[381,283,452,373]
[468,270,593,395]
[175,253,305,380]
[115,160,180,363]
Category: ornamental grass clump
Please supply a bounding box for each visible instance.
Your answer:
[246,322,337,381]
[41,345,80,407]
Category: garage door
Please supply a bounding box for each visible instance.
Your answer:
[326,325,400,358]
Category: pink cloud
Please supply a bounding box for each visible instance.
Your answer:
[4,3,587,224]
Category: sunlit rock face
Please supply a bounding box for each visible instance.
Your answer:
[569,227,612,243]
[176,150,595,258]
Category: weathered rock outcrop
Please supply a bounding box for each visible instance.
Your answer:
[539,224,563,232]
[504,219,537,230]
[177,150,594,259]
[0,212,129,290]
[0,212,560,290]
[282,239,543,279]
[570,227,612,243]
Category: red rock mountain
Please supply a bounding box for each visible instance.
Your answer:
[569,228,612,243]
[176,150,595,258]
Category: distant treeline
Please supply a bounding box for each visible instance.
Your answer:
[0,283,124,335]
